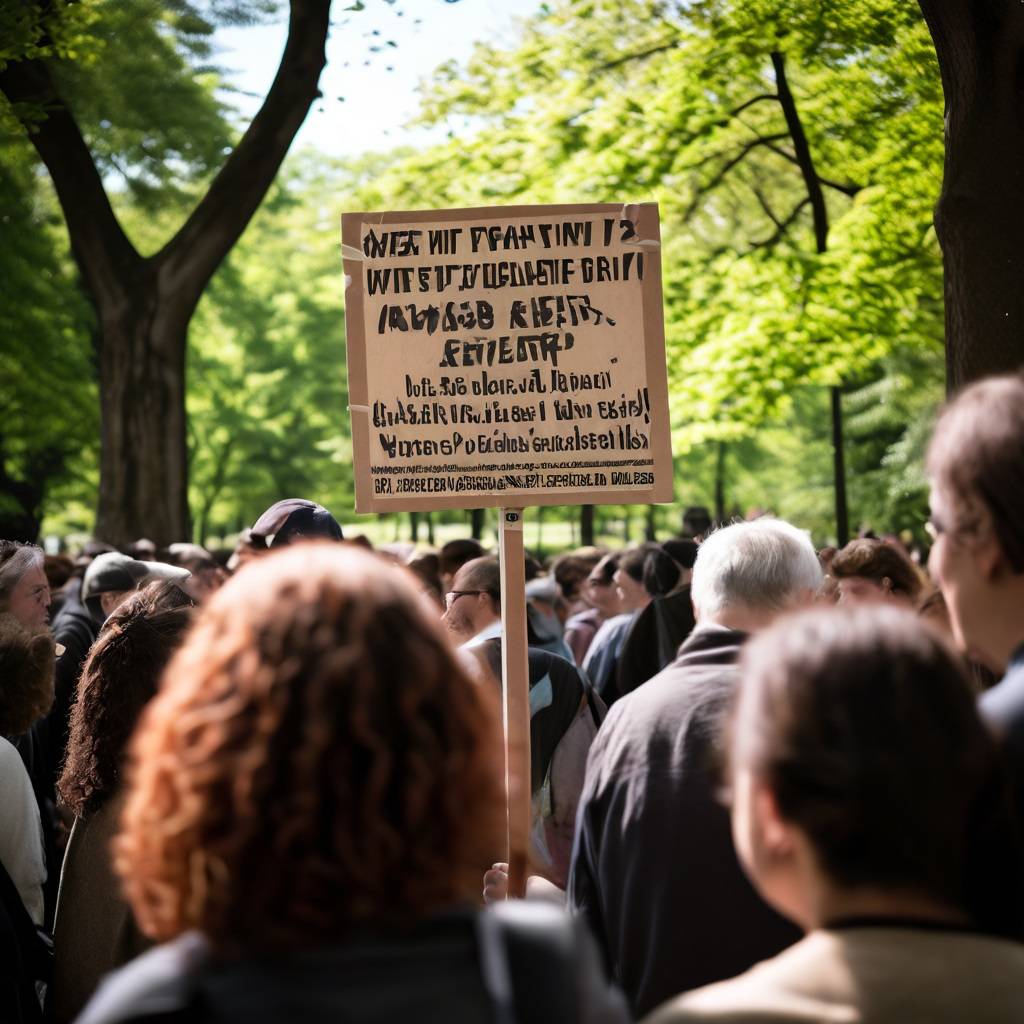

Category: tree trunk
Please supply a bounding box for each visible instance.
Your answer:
[714,441,727,523]
[580,504,595,547]
[919,0,1024,388]
[409,511,420,542]
[830,387,849,546]
[772,51,850,543]
[645,504,657,542]
[0,0,332,546]
[95,286,191,543]
[470,508,485,539]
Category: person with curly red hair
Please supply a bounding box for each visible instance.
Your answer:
[76,544,626,1024]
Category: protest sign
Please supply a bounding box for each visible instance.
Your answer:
[342,202,673,513]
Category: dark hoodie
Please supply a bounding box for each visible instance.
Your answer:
[568,624,800,1018]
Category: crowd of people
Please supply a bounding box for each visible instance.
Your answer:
[0,372,1023,1022]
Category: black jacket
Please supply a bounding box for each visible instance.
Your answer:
[568,624,800,1017]
[76,905,629,1024]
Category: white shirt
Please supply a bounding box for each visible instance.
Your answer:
[463,620,503,650]
[0,736,46,925]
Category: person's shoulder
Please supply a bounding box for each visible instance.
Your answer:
[642,935,835,1024]
[980,658,1024,736]
[76,933,210,1024]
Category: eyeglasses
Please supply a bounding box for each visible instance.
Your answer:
[445,590,483,609]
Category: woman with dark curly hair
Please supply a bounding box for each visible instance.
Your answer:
[51,582,194,1024]
[77,544,626,1024]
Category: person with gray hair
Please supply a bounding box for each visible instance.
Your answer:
[568,519,822,1018]
[0,541,50,632]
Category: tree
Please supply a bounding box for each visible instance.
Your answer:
[918,0,1024,388]
[357,0,944,542]
[1,0,332,544]
[0,136,97,539]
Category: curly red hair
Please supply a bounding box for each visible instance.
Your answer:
[115,544,504,951]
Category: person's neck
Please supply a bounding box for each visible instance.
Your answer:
[975,579,1024,673]
[470,614,501,638]
[700,605,775,634]
[808,881,970,932]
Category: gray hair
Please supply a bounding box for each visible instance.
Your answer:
[0,542,45,610]
[690,519,822,619]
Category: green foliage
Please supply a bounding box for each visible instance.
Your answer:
[352,0,946,538]
[0,136,98,537]
[186,152,352,542]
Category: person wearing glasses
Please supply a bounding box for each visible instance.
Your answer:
[444,556,602,887]
[926,374,1024,812]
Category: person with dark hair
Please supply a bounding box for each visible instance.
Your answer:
[586,545,683,704]
[443,556,602,885]
[571,520,822,1017]
[829,537,924,605]
[249,498,344,550]
[76,545,625,1024]
[616,539,699,698]
[565,553,621,666]
[438,537,486,593]
[50,583,195,1024]
[648,605,1024,1023]
[926,374,1024,807]
[165,543,226,600]
[43,557,75,620]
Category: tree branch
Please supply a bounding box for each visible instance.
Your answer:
[771,51,829,254]
[759,141,862,195]
[0,58,141,311]
[751,184,782,228]
[595,37,681,74]
[158,0,331,305]
[684,131,791,220]
[748,197,810,251]
[729,93,779,118]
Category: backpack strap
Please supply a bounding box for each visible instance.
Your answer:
[476,903,580,1024]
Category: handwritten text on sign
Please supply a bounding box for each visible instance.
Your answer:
[343,204,673,511]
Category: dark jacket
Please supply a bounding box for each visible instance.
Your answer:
[615,586,696,699]
[568,624,800,1018]
[76,904,629,1024]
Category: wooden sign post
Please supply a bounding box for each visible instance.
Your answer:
[498,509,530,897]
[342,203,673,897]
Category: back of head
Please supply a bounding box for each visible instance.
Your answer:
[116,544,503,951]
[735,604,1023,936]
[250,498,344,549]
[438,538,486,578]
[457,555,502,608]
[59,582,196,818]
[830,538,923,601]
[690,519,822,620]
[619,542,681,598]
[927,373,1024,572]
[551,552,601,602]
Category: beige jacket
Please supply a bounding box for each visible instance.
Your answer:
[645,926,1024,1023]
[51,793,150,1024]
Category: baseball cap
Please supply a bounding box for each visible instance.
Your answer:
[250,499,343,548]
[82,552,191,620]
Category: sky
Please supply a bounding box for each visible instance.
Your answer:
[215,0,541,159]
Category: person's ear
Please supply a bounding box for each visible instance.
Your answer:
[753,781,795,861]
[972,511,1006,581]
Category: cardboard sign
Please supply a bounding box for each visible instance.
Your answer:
[342,203,673,512]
